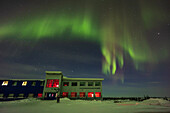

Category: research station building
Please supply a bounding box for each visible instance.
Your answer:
[0,71,104,100]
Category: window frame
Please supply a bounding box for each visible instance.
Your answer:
[32,82,36,86]
[71,92,77,97]
[63,82,69,86]
[0,94,4,98]
[71,82,77,86]
[79,92,85,98]
[46,79,59,88]
[95,82,101,86]
[95,92,101,97]
[40,81,44,86]
[53,79,59,88]
[62,92,68,97]
[88,82,93,86]
[46,79,53,88]
[12,81,17,86]
[38,93,42,98]
[28,93,34,97]
[88,92,94,97]
[80,82,86,86]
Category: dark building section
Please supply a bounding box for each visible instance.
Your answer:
[0,71,104,100]
[0,79,44,99]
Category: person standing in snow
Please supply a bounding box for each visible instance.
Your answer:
[57,95,60,103]
[55,88,60,103]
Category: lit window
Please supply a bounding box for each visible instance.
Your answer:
[46,79,53,88]
[80,82,85,86]
[79,92,85,97]
[2,81,8,86]
[62,92,68,97]
[53,79,59,88]
[72,82,77,86]
[71,92,77,97]
[46,79,59,88]
[38,93,42,98]
[88,82,93,86]
[63,82,69,86]
[12,81,17,86]
[88,92,94,97]
[48,93,55,97]
[49,93,51,97]
[95,82,101,86]
[22,81,27,86]
[95,92,101,97]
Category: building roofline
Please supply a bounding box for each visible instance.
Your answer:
[0,78,104,81]
[63,78,104,81]
[0,79,45,81]
[45,71,62,74]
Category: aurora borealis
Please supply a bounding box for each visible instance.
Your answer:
[0,0,170,96]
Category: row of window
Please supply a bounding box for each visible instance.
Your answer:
[0,92,101,98]
[1,80,101,87]
[1,81,44,86]
[62,92,101,98]
[63,81,101,87]
[45,79,101,88]
[0,93,43,98]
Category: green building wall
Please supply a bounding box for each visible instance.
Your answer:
[43,71,104,100]
[61,80,103,100]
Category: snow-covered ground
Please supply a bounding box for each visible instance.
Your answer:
[0,98,170,113]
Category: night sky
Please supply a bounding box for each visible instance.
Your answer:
[0,0,170,97]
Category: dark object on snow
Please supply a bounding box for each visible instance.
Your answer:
[144,95,150,100]
[163,96,168,101]
[57,96,60,103]
[114,100,121,103]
